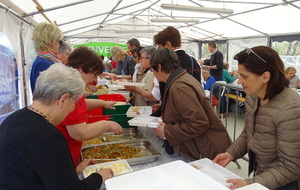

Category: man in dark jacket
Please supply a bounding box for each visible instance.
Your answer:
[201,42,223,81]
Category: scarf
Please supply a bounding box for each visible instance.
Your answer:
[37,51,61,63]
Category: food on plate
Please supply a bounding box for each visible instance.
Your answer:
[86,84,108,95]
[191,165,200,170]
[83,161,132,177]
[82,143,141,160]
[131,107,142,113]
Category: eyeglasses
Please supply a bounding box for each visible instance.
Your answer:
[69,96,82,108]
[245,48,267,64]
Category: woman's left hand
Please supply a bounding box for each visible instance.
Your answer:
[227,179,248,189]
[104,101,116,109]
[153,121,166,138]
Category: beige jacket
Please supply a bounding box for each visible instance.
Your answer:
[162,68,231,161]
[135,69,156,106]
[226,88,300,189]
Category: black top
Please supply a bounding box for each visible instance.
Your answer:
[204,49,223,80]
[175,49,201,83]
[0,108,102,190]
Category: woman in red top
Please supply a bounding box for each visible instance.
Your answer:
[56,46,123,165]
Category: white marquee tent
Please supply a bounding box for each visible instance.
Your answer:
[1,0,300,118]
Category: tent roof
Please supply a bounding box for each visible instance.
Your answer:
[2,0,300,44]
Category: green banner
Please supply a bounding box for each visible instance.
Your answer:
[73,42,128,57]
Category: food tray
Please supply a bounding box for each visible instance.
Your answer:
[82,128,146,146]
[188,158,242,188]
[126,106,153,117]
[128,115,161,128]
[81,139,161,166]
[83,160,132,178]
[105,160,228,190]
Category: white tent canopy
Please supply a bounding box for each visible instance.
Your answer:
[1,0,300,110]
[1,0,300,44]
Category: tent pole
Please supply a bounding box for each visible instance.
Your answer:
[23,0,94,17]
[19,22,28,107]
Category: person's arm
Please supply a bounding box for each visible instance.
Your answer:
[125,85,159,102]
[244,109,300,189]
[29,127,103,189]
[66,120,123,141]
[85,99,116,111]
[100,72,117,80]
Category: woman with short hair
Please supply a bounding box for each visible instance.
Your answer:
[151,47,231,161]
[0,63,113,189]
[56,46,123,166]
[213,46,300,190]
[30,22,63,93]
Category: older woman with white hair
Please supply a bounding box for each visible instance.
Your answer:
[0,63,113,189]
[30,22,64,93]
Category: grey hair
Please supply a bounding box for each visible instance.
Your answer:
[58,41,72,54]
[140,47,156,58]
[33,63,85,105]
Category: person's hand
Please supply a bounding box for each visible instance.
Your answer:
[107,121,124,135]
[76,157,95,174]
[151,103,161,113]
[103,101,116,110]
[88,85,98,93]
[199,59,205,65]
[97,168,114,183]
[153,121,166,138]
[212,152,234,167]
[294,81,300,88]
[124,85,138,93]
[227,179,248,189]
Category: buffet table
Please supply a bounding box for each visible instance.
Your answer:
[130,126,191,172]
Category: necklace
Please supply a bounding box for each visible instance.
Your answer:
[27,105,53,125]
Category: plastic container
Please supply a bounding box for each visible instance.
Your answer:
[128,115,161,128]
[126,106,153,117]
[103,104,131,115]
[86,94,127,102]
[83,160,132,178]
[188,158,242,188]
[98,94,127,102]
[105,160,228,190]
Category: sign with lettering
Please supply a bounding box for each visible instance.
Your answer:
[0,32,19,124]
[73,42,128,57]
